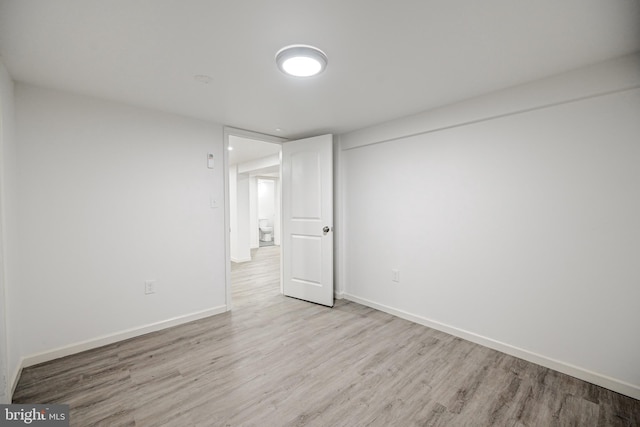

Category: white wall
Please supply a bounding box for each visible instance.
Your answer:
[0,61,17,404]
[273,178,281,246]
[249,176,258,248]
[13,84,227,373]
[229,166,251,263]
[339,54,640,399]
[237,173,251,261]
[258,179,275,230]
[229,165,238,260]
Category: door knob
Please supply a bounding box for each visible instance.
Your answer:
[323,226,331,235]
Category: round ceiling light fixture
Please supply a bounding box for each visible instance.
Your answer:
[276,45,328,77]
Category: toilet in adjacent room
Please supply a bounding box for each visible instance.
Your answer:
[259,218,273,242]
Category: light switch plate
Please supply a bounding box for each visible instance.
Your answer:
[145,280,156,294]
[392,269,400,283]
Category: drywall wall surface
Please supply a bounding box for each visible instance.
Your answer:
[249,176,258,249]
[340,56,640,397]
[14,84,226,360]
[236,173,251,262]
[0,61,16,403]
[229,165,238,260]
[229,166,251,263]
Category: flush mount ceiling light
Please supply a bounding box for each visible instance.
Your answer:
[276,45,328,77]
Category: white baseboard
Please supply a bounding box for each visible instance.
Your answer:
[334,291,345,300]
[11,305,227,398]
[342,292,640,401]
[231,257,252,263]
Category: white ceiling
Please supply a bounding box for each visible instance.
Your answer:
[1,1,638,139]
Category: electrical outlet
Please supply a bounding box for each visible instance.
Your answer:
[392,269,400,283]
[144,280,156,295]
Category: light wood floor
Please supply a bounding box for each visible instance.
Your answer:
[13,246,640,426]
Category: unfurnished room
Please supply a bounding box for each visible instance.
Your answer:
[0,1,639,426]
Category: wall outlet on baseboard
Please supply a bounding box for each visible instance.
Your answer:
[144,280,156,295]
[392,269,400,283]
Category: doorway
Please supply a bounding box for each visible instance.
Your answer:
[224,127,286,310]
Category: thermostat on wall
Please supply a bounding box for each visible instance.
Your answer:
[207,153,214,169]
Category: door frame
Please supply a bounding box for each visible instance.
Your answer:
[223,127,287,311]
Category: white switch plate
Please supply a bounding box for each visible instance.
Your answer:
[392,269,400,283]
[145,280,156,294]
[207,153,214,169]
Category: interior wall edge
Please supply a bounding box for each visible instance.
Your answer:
[342,292,640,401]
[0,60,16,405]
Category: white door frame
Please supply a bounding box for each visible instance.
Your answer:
[223,127,286,311]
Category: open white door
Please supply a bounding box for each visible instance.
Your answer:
[282,134,334,307]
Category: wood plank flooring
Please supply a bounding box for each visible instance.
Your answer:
[13,246,640,426]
